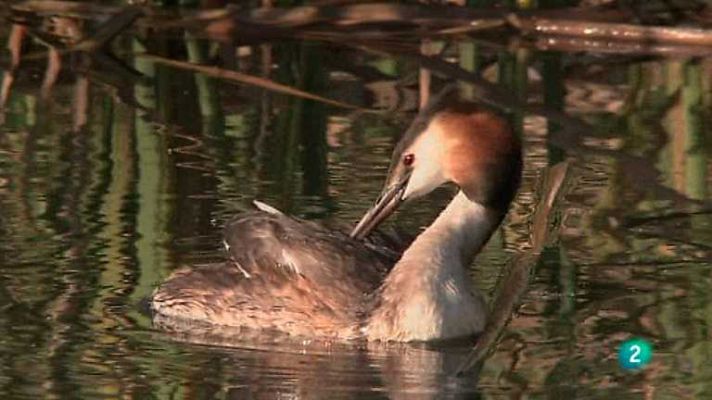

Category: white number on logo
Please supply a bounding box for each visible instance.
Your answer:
[629,345,641,363]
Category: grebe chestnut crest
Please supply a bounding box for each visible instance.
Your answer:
[150,86,522,342]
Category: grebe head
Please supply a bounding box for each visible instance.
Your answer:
[351,86,521,239]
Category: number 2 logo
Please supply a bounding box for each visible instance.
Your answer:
[619,338,652,370]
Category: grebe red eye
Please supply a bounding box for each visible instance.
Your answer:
[403,154,415,166]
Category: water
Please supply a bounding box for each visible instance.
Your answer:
[1,23,711,399]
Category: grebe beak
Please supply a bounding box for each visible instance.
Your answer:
[350,170,412,240]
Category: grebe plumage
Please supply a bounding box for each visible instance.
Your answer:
[150,86,522,342]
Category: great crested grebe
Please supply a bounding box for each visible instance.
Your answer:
[150,86,522,342]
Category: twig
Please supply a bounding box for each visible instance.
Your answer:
[240,3,504,28]
[136,54,376,113]
[10,0,125,18]
[531,35,712,57]
[515,17,712,47]
[455,161,571,376]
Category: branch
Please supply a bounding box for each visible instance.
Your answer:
[136,54,375,113]
[513,16,712,47]
[455,161,571,376]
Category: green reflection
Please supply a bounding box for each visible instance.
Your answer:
[131,38,173,307]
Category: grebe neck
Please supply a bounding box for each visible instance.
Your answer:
[418,190,501,265]
[365,191,503,341]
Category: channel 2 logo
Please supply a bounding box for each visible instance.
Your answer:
[618,338,652,370]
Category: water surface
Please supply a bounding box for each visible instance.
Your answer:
[1,22,711,399]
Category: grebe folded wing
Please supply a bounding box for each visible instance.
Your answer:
[222,210,397,292]
[152,209,402,337]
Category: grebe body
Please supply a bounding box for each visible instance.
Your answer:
[151,86,521,342]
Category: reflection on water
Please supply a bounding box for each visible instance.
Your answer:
[1,22,711,399]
